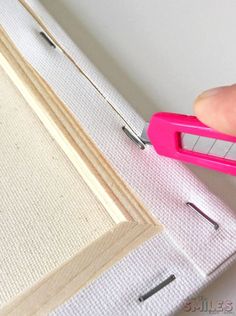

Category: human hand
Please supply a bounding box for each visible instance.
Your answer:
[194,85,236,136]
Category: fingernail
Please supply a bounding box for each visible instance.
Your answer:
[198,87,226,99]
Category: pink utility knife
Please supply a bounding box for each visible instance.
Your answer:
[141,112,236,176]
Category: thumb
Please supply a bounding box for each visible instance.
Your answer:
[194,84,236,136]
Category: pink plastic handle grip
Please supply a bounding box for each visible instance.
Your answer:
[147,112,236,175]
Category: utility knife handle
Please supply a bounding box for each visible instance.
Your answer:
[148,112,236,175]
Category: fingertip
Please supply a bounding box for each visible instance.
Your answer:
[194,95,205,119]
[194,85,236,136]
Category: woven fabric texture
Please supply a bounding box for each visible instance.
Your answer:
[51,233,205,316]
[1,1,236,315]
[50,232,236,316]
[2,0,236,275]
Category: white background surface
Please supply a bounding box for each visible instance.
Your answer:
[40,1,236,315]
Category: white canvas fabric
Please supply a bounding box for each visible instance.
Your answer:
[50,233,236,316]
[1,1,236,315]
